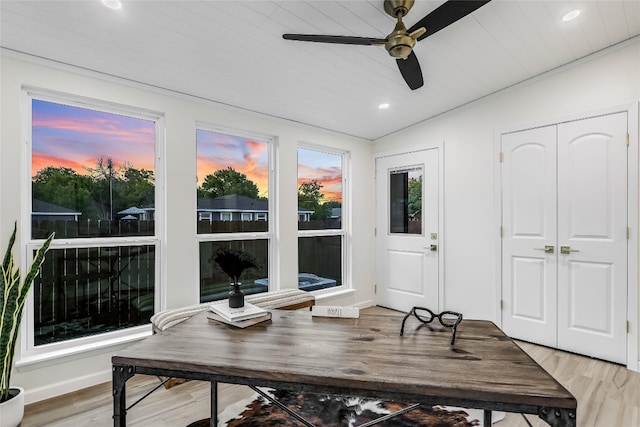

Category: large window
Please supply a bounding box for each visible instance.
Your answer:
[26,94,161,351]
[297,146,346,291]
[196,126,272,302]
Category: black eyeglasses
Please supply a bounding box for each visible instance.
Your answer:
[400,307,463,345]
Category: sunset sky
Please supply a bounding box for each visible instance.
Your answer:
[32,99,342,203]
[196,129,269,197]
[298,147,342,203]
[32,99,156,175]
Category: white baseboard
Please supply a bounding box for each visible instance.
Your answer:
[24,369,112,404]
[351,300,375,310]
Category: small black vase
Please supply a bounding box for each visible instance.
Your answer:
[228,282,244,308]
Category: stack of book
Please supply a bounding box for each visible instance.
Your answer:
[208,302,271,328]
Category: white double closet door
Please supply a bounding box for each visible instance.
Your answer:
[501,112,628,364]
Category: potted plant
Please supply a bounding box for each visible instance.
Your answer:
[212,248,258,308]
[1,222,53,427]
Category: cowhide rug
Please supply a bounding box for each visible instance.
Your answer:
[188,389,505,427]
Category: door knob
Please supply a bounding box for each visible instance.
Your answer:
[560,246,580,255]
[430,244,437,252]
[534,245,554,254]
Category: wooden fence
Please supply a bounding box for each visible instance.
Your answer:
[32,219,154,239]
[34,245,155,345]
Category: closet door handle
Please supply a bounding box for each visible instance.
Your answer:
[534,245,554,254]
[560,246,579,254]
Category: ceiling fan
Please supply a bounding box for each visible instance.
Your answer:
[283,0,491,90]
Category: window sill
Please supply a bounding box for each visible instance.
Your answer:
[16,326,152,369]
[313,287,355,302]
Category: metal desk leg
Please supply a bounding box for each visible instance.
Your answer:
[538,407,577,427]
[484,410,492,426]
[210,381,218,427]
[112,365,134,427]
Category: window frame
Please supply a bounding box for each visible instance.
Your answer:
[195,123,276,296]
[297,143,350,294]
[19,88,165,364]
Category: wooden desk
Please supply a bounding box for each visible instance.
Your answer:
[112,310,576,426]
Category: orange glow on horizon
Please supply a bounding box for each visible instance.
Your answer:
[297,175,342,203]
[32,153,155,177]
[196,157,269,196]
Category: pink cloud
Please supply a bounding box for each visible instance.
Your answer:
[32,153,85,175]
[33,116,154,145]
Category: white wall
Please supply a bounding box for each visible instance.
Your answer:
[373,39,640,368]
[0,52,376,402]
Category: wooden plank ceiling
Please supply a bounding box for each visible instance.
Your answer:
[1,1,639,140]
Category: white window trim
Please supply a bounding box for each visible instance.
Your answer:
[20,88,165,363]
[297,143,351,291]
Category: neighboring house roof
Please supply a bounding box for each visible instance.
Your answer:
[197,194,268,212]
[117,206,146,215]
[32,199,82,216]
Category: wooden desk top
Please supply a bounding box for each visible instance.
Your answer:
[113,310,576,413]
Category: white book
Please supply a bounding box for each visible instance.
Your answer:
[311,306,360,318]
[209,301,267,322]
[207,311,272,329]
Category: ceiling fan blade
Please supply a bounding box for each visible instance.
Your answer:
[283,34,386,46]
[409,0,491,41]
[396,51,423,90]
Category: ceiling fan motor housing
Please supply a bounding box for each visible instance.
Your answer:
[385,33,415,59]
[384,0,417,59]
[383,0,415,18]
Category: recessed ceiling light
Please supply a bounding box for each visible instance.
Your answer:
[378,103,390,110]
[102,0,122,10]
[562,9,580,22]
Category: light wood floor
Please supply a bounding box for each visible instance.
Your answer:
[21,307,640,426]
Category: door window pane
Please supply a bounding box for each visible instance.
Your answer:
[199,240,268,302]
[389,167,422,235]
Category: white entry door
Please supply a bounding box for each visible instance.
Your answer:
[375,149,440,312]
[501,112,628,364]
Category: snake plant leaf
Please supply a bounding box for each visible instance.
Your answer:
[0,222,53,402]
